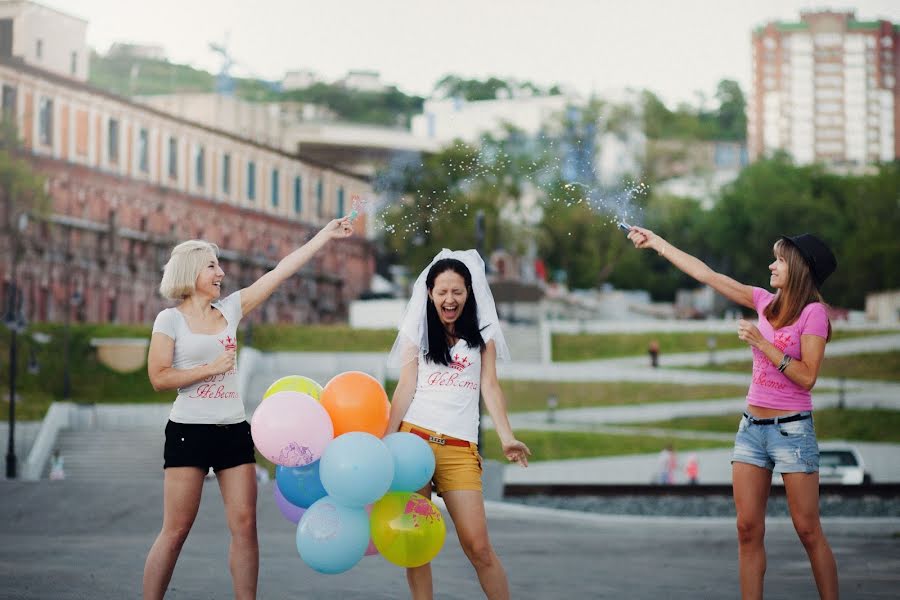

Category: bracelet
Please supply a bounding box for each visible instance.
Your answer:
[777,354,792,373]
[658,243,666,258]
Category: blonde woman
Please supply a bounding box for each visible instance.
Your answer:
[142,217,353,600]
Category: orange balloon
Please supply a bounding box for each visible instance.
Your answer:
[320,371,390,437]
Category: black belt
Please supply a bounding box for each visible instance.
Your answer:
[743,412,811,425]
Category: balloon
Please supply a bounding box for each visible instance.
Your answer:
[275,461,328,509]
[320,371,390,437]
[320,432,394,507]
[363,504,378,557]
[370,492,446,568]
[264,375,323,401]
[296,496,369,574]
[251,391,333,466]
[273,481,306,523]
[383,432,436,492]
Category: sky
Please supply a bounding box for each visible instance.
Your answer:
[46,0,900,106]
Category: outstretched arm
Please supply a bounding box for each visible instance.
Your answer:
[627,226,754,309]
[480,341,530,467]
[240,217,353,316]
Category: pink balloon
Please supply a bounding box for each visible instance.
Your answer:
[251,391,334,466]
[274,482,306,524]
[364,503,379,556]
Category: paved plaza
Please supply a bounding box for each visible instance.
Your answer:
[0,480,898,599]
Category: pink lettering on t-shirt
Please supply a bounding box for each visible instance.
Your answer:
[745,287,830,411]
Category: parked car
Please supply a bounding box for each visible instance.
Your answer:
[773,443,871,485]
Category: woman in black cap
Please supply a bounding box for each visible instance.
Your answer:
[626,227,838,600]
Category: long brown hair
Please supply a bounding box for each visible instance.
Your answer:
[764,239,832,341]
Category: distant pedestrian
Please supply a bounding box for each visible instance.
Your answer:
[656,444,676,484]
[685,453,699,485]
[648,340,660,368]
[49,448,65,481]
[627,226,839,599]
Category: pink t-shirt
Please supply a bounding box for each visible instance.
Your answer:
[746,287,829,412]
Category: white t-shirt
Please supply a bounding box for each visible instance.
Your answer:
[151,291,244,424]
[403,339,483,443]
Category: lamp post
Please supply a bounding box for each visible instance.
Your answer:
[4,282,26,479]
[5,212,28,479]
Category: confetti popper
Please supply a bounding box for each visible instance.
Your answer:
[348,195,367,221]
[617,222,632,234]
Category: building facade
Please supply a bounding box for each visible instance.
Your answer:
[749,11,899,166]
[0,56,375,326]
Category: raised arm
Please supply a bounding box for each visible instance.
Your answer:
[386,358,419,435]
[147,332,235,392]
[627,226,754,309]
[240,217,353,316]
[480,341,530,466]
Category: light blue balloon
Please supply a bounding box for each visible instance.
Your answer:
[320,432,394,507]
[383,432,436,492]
[296,496,369,574]
[276,461,328,509]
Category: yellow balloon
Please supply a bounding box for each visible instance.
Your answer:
[370,492,446,568]
[263,376,323,401]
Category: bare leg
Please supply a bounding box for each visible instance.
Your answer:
[732,462,772,600]
[783,472,839,600]
[143,467,206,600]
[405,482,434,600]
[442,490,509,600]
[217,463,259,600]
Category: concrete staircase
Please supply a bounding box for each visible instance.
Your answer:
[48,428,163,480]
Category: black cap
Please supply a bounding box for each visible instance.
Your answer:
[780,233,837,288]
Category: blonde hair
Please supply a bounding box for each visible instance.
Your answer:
[159,240,220,300]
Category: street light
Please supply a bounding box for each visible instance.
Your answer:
[5,212,28,479]
[62,290,82,401]
[4,282,26,479]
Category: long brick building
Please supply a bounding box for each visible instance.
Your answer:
[0,4,375,326]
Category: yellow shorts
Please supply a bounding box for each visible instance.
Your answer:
[400,421,483,496]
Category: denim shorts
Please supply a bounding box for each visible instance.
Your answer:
[731,412,819,474]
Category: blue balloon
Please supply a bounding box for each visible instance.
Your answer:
[320,432,394,507]
[383,432,436,492]
[276,461,328,509]
[296,496,369,574]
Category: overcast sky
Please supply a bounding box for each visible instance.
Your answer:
[46,0,900,105]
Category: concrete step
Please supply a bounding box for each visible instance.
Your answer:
[48,428,164,481]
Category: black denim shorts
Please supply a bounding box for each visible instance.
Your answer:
[163,420,256,472]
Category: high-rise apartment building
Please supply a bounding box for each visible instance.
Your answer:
[749,11,898,166]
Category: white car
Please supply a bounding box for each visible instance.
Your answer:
[773,443,871,485]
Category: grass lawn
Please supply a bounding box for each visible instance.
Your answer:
[622,408,900,443]
[552,329,895,362]
[383,379,748,412]
[479,429,732,462]
[682,351,900,382]
[249,325,396,352]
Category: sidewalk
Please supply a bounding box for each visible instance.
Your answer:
[1,480,897,599]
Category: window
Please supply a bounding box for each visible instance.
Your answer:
[167,136,178,179]
[336,186,345,216]
[247,161,256,200]
[70,51,77,76]
[222,153,231,195]
[195,146,205,188]
[271,168,279,207]
[1,84,16,116]
[107,119,119,163]
[35,39,42,60]
[38,97,53,145]
[316,179,323,217]
[138,128,149,173]
[293,176,302,213]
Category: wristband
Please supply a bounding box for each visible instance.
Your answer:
[777,354,792,373]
